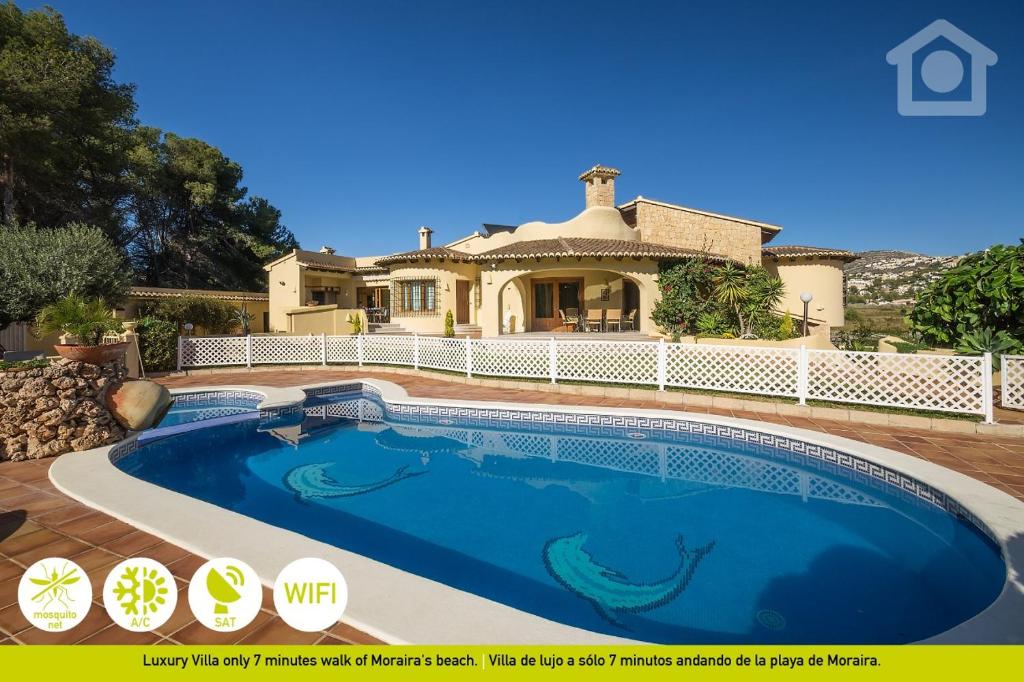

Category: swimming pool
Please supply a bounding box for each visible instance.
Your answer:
[157,390,262,427]
[108,384,1007,644]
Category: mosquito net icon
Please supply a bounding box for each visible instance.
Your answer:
[28,561,81,610]
[112,564,170,616]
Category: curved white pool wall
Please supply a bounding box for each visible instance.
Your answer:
[51,379,1024,644]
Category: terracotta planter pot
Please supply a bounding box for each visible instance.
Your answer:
[105,379,173,431]
[53,342,130,365]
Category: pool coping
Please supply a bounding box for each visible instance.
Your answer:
[49,379,1024,644]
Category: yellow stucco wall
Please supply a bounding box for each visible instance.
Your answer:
[268,259,303,332]
[387,262,480,334]
[763,256,847,328]
[286,306,364,335]
[481,258,661,337]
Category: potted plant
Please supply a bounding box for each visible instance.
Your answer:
[34,295,127,364]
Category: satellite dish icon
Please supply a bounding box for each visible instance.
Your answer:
[206,565,245,614]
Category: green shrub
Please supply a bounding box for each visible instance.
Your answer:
[908,240,1024,347]
[136,317,179,371]
[893,341,931,354]
[347,312,362,335]
[779,311,795,339]
[145,296,238,334]
[0,359,50,372]
[444,310,455,338]
[0,222,130,331]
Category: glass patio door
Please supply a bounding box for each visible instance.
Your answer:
[531,279,581,331]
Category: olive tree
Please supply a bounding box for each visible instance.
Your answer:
[0,222,131,332]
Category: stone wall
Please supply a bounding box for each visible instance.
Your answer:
[633,200,764,265]
[0,359,127,461]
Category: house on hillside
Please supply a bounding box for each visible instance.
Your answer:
[264,166,856,337]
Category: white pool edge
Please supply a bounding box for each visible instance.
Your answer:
[50,378,1024,644]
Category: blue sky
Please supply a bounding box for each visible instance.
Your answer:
[21,0,1024,256]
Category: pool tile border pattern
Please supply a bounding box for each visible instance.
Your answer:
[382,401,997,541]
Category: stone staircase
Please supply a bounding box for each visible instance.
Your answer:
[454,324,482,338]
[367,322,410,335]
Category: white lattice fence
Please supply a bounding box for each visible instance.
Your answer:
[179,336,247,367]
[417,337,465,373]
[556,340,658,384]
[665,344,800,397]
[806,349,986,415]
[326,335,358,363]
[363,335,416,366]
[472,338,550,379]
[251,335,321,365]
[1002,355,1024,410]
[176,335,993,419]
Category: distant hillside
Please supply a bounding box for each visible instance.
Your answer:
[844,250,962,305]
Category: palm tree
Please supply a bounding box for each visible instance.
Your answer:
[713,263,749,334]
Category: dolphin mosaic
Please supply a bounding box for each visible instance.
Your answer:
[542,531,715,628]
[284,462,425,502]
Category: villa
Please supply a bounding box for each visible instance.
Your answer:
[264,166,857,338]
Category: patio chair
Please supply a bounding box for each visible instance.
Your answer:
[622,309,637,331]
[605,309,622,332]
[584,309,603,332]
[563,308,580,332]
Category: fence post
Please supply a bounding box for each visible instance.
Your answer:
[465,335,472,378]
[549,336,557,384]
[1001,355,1008,412]
[983,352,994,424]
[176,335,183,372]
[245,334,252,368]
[357,334,364,367]
[797,345,808,406]
[657,338,667,391]
[321,333,327,366]
[413,334,420,370]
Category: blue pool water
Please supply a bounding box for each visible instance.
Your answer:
[157,395,258,427]
[120,389,1005,643]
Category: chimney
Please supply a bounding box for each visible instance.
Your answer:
[319,245,336,255]
[578,165,621,208]
[418,226,433,250]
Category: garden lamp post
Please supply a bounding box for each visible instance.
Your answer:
[799,292,813,337]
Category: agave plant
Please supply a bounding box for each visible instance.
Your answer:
[231,306,254,335]
[34,295,122,346]
[954,328,1023,370]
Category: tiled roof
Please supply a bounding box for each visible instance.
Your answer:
[578,165,621,181]
[375,247,474,266]
[762,245,859,261]
[474,238,731,262]
[375,238,734,266]
[294,250,357,272]
[129,287,268,302]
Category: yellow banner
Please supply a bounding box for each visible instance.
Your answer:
[2,645,1023,680]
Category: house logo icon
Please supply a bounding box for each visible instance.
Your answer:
[886,19,997,116]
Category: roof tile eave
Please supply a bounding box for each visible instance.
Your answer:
[762,245,859,262]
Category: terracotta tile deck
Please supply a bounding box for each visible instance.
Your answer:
[0,458,383,645]
[2,367,1023,645]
